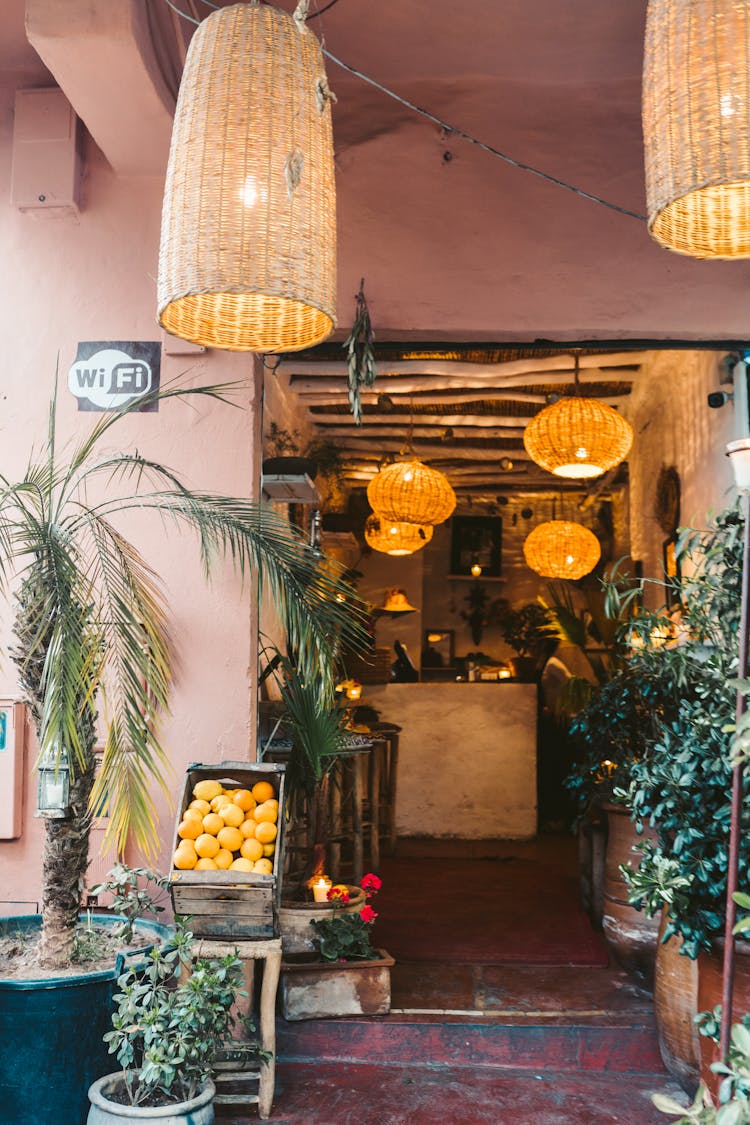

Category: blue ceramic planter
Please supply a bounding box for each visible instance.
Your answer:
[0,914,171,1125]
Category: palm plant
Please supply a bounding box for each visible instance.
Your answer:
[1,384,368,968]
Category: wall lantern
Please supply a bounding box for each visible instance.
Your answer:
[367,459,456,526]
[523,355,633,479]
[364,513,433,556]
[36,746,70,819]
[157,1,336,352]
[643,0,750,258]
[523,521,601,581]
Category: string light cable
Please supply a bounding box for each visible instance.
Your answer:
[161,0,646,223]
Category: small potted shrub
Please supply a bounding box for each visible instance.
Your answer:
[499,602,551,679]
[86,914,245,1123]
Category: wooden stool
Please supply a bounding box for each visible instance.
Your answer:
[192,936,282,1120]
[373,722,401,855]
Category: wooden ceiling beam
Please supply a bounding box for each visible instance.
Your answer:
[280,351,648,379]
[331,441,531,461]
[312,413,529,429]
[316,424,526,440]
[289,369,636,394]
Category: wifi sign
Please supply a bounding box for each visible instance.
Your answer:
[67,341,161,412]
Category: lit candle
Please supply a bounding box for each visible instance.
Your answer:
[312,875,332,903]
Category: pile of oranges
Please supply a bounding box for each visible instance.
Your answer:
[173,778,278,874]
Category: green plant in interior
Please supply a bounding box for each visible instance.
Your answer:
[104,915,245,1108]
[498,601,552,660]
[653,1015,750,1123]
[310,872,382,961]
[343,278,377,425]
[3,383,368,969]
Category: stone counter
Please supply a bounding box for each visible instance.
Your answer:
[365,682,537,840]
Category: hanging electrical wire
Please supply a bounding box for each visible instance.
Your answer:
[160,0,646,223]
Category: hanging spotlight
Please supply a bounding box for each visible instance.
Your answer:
[523,521,601,580]
[364,513,433,556]
[643,0,750,258]
[367,459,456,526]
[523,355,633,479]
[157,2,336,351]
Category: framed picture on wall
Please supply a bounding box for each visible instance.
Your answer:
[449,516,502,577]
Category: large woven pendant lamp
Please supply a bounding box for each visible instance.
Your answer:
[523,355,633,479]
[367,459,456,526]
[643,0,750,258]
[157,2,336,352]
[365,514,433,556]
[523,521,601,581]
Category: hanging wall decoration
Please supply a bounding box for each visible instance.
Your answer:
[345,279,377,424]
[523,521,601,581]
[523,355,633,479]
[643,0,750,258]
[157,1,337,352]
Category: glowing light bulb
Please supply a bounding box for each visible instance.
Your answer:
[470,563,482,578]
[240,176,259,207]
[575,447,589,461]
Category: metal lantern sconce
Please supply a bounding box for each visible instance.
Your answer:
[157,1,337,351]
[36,746,70,819]
[523,355,633,479]
[643,0,750,258]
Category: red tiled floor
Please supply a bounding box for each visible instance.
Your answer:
[216,1062,686,1124]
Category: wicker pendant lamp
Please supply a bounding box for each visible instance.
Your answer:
[643,0,750,258]
[523,355,633,479]
[523,521,601,581]
[367,459,456,526]
[365,514,433,556]
[157,1,336,352]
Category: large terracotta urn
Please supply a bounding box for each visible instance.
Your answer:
[654,913,700,1096]
[697,938,750,1098]
[601,802,660,987]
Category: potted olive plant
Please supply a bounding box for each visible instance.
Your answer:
[0,385,368,1125]
[87,913,245,1123]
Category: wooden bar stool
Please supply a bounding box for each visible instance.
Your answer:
[192,936,282,1120]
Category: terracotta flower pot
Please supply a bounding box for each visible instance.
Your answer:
[654,913,700,1096]
[601,802,660,987]
[280,949,394,1021]
[279,886,366,954]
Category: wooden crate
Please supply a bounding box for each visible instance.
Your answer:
[168,761,286,939]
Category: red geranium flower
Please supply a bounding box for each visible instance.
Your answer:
[328,886,351,904]
[361,872,382,895]
[360,905,378,924]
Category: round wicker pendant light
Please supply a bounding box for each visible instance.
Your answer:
[523,395,633,479]
[364,514,433,556]
[157,2,336,352]
[523,521,601,581]
[643,0,750,258]
[367,459,456,527]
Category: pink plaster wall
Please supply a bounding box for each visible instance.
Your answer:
[0,89,261,904]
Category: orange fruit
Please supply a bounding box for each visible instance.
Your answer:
[195,833,220,859]
[254,801,278,824]
[173,846,196,870]
[217,803,244,829]
[254,858,273,876]
[210,793,228,811]
[240,818,258,839]
[195,856,218,870]
[202,812,225,836]
[217,825,243,852]
[262,843,275,858]
[240,837,263,862]
[193,779,222,802]
[182,807,203,823]
[214,848,233,870]
[255,821,277,844]
[230,857,254,872]
[177,818,201,840]
[233,789,256,813]
[252,780,275,803]
[188,799,211,815]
